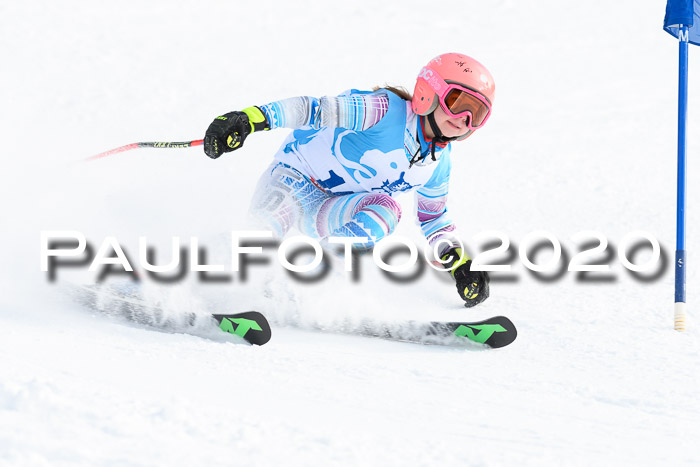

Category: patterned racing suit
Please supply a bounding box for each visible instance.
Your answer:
[250,88,459,253]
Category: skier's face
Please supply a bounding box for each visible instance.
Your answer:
[431,106,470,139]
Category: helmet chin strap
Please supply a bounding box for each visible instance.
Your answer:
[411,112,464,168]
[425,112,456,160]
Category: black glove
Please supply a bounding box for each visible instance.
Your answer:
[441,247,490,308]
[203,106,269,159]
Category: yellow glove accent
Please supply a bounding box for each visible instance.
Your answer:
[440,247,472,278]
[464,282,480,299]
[226,134,241,148]
[242,106,269,132]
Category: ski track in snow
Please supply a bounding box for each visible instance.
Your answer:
[2,0,700,465]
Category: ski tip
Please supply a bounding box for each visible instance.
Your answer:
[213,311,272,346]
[482,315,517,348]
[446,315,517,349]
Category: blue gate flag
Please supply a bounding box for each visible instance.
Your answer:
[664,0,700,45]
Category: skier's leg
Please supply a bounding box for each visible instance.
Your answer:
[313,192,402,248]
[247,162,334,310]
[250,162,401,247]
[249,162,329,237]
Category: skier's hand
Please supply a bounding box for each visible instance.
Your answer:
[203,106,269,159]
[441,248,490,308]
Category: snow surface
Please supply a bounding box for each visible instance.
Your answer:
[2,0,700,465]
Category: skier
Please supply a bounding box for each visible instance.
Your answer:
[203,53,494,308]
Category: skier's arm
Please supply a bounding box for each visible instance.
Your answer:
[416,149,459,257]
[258,92,390,131]
[416,189,458,257]
[203,92,391,158]
[417,151,489,308]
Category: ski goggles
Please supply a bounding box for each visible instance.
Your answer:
[419,66,492,129]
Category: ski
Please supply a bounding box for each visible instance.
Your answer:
[429,316,517,348]
[68,283,272,346]
[213,312,271,346]
[68,283,514,348]
[349,315,517,348]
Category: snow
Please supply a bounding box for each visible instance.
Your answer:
[2,0,700,465]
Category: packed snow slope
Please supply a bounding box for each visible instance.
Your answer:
[2,0,700,465]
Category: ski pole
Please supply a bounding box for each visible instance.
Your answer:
[84,140,204,162]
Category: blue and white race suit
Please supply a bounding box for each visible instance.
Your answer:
[250,88,459,252]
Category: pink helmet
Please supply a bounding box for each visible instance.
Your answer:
[412,52,496,121]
